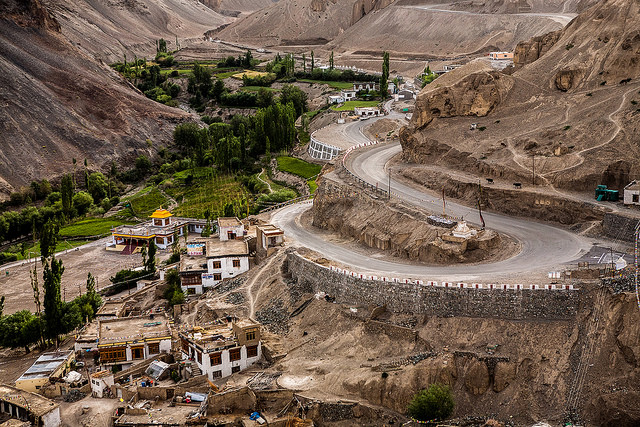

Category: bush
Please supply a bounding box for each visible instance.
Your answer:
[72,191,94,216]
[407,383,455,422]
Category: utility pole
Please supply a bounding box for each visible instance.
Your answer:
[610,247,615,278]
[532,154,535,185]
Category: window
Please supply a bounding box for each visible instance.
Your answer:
[247,345,258,358]
[132,346,144,360]
[212,260,221,269]
[196,351,202,364]
[212,370,222,378]
[210,352,222,366]
[227,231,235,240]
[187,288,196,295]
[156,237,164,244]
[634,194,639,203]
[154,219,162,226]
[213,273,222,281]
[100,347,126,362]
[181,338,190,353]
[229,348,241,361]
[182,274,201,285]
[232,259,241,268]
[245,330,256,341]
[148,342,160,354]
[232,366,240,373]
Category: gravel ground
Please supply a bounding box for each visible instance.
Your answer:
[255,298,290,334]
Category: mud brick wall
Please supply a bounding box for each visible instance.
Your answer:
[287,252,580,320]
[603,212,640,242]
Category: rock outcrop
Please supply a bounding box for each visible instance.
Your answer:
[512,30,561,67]
[412,69,514,130]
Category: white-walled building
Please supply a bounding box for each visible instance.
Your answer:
[97,315,172,371]
[109,209,206,253]
[341,90,356,101]
[354,106,381,117]
[353,82,378,91]
[180,239,249,294]
[624,181,640,205]
[179,319,262,381]
[218,217,245,241]
[328,95,344,104]
[90,370,114,398]
[256,224,284,260]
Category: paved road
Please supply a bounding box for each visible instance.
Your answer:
[402,4,577,26]
[272,115,594,281]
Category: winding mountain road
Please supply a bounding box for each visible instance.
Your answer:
[272,116,593,282]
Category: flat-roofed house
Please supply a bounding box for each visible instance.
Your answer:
[97,315,172,371]
[178,319,262,381]
[15,351,75,395]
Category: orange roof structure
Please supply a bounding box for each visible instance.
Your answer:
[149,209,173,219]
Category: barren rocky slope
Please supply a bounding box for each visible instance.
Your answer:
[49,0,228,63]
[0,0,191,196]
[400,0,640,193]
[215,0,396,46]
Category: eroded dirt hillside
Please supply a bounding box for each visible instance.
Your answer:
[400,0,640,193]
[0,0,192,196]
[249,252,640,426]
[49,0,228,63]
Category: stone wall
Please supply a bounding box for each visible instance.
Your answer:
[603,212,640,242]
[287,252,580,320]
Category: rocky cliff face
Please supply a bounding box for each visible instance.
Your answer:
[512,30,561,67]
[411,70,514,130]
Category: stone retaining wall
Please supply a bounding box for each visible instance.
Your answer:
[287,252,580,320]
[603,212,640,242]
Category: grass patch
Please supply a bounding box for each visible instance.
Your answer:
[166,170,249,218]
[257,170,285,192]
[123,187,168,217]
[277,156,322,179]
[298,79,354,90]
[60,218,134,238]
[232,70,270,79]
[241,86,280,92]
[11,239,90,261]
[307,179,318,194]
[331,100,379,111]
[306,109,325,120]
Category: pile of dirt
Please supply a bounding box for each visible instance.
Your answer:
[0,0,196,196]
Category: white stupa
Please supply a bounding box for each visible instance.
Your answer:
[451,221,476,239]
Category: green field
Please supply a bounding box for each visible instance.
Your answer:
[298,79,354,90]
[123,187,168,217]
[60,218,133,238]
[241,86,280,92]
[9,239,91,261]
[276,156,322,179]
[165,169,249,218]
[159,69,192,77]
[331,100,379,111]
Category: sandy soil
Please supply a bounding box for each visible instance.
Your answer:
[0,238,169,315]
